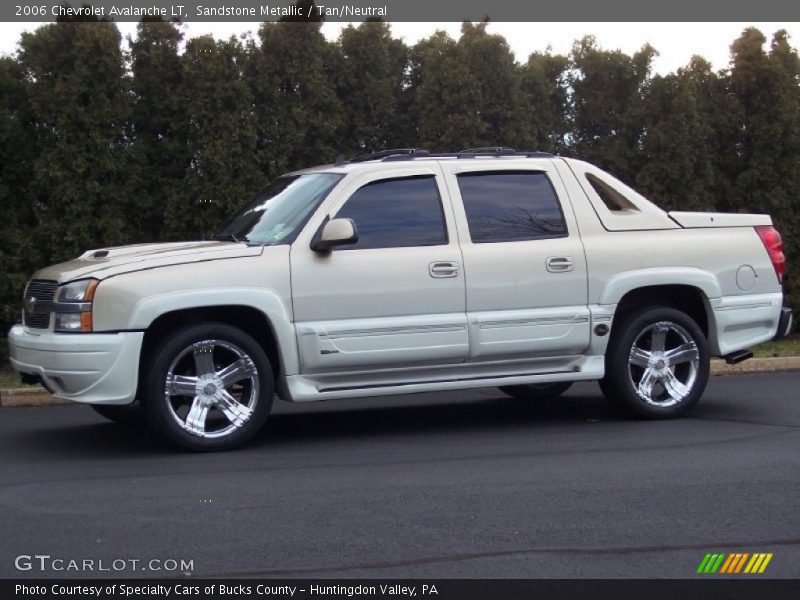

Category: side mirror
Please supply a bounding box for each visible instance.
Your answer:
[311,218,358,253]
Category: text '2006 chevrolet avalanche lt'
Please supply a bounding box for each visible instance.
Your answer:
[8,148,793,450]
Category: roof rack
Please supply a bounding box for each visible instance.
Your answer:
[459,146,516,153]
[350,148,430,163]
[453,150,553,160]
[384,150,554,161]
[344,147,554,164]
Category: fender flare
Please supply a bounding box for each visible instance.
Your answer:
[127,287,299,375]
[599,267,722,306]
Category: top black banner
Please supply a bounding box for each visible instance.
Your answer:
[4,0,800,22]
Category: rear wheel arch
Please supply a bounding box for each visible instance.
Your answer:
[612,284,711,338]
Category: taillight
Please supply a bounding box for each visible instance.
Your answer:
[755,225,786,282]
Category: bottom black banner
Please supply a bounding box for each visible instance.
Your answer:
[3,579,800,600]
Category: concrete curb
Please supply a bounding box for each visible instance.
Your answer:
[1,357,799,408]
[0,386,71,407]
[709,356,800,376]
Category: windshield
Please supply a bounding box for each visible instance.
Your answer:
[214,173,343,244]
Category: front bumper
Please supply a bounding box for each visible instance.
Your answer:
[774,307,793,340]
[7,325,143,405]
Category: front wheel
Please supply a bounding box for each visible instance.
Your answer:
[142,323,274,451]
[600,306,709,418]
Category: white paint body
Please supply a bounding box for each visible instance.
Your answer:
[8,157,786,405]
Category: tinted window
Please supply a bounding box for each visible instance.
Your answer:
[586,173,638,212]
[457,171,567,243]
[215,173,343,244]
[334,176,447,249]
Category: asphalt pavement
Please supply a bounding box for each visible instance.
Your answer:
[1,373,798,579]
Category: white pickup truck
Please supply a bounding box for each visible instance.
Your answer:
[8,149,792,450]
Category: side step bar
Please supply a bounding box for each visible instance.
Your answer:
[724,350,753,365]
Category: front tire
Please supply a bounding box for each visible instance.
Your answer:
[142,322,274,451]
[600,306,709,418]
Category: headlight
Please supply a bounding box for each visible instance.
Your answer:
[56,279,98,303]
[54,279,99,332]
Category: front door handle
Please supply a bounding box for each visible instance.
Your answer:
[546,256,574,273]
[429,261,460,278]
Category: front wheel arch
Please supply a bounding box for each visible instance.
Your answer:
[137,305,283,400]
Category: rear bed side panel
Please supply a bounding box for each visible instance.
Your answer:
[555,159,784,356]
[583,228,780,303]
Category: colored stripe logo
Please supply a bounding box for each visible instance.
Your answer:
[696,552,773,574]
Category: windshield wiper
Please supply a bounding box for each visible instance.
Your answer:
[211,233,245,243]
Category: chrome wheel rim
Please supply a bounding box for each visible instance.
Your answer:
[627,321,699,407]
[164,339,259,439]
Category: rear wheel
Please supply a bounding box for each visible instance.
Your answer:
[499,381,573,401]
[142,323,274,451]
[600,306,709,418]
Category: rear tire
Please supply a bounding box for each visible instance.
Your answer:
[141,322,274,451]
[499,381,573,401]
[600,306,709,418]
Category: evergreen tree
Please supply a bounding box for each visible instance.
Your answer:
[457,22,532,149]
[520,50,570,153]
[129,19,187,241]
[18,19,132,262]
[568,36,656,183]
[413,30,486,151]
[337,20,407,154]
[253,21,344,175]
[636,57,724,211]
[164,35,263,240]
[727,28,800,314]
[0,57,41,332]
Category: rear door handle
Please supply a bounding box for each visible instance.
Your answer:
[429,261,460,278]
[546,256,574,273]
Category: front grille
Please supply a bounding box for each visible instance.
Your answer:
[24,312,51,329]
[23,279,57,329]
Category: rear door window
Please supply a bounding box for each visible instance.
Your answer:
[456,171,567,243]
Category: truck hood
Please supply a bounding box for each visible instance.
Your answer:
[33,241,264,284]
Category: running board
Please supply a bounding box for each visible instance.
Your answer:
[285,355,605,402]
[319,368,576,393]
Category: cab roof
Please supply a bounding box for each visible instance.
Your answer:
[286,147,558,177]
